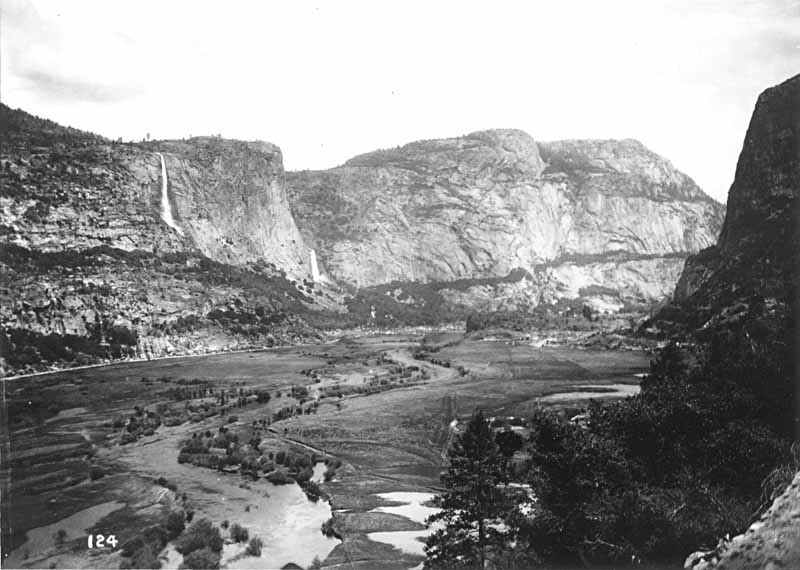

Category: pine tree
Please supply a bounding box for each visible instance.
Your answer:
[425,409,511,569]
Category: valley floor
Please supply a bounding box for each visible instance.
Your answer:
[2,331,650,570]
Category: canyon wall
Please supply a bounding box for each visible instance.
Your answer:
[287,130,724,310]
[0,105,331,375]
[668,74,799,330]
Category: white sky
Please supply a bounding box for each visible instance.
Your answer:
[2,0,799,202]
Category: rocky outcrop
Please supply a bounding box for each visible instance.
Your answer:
[286,130,723,310]
[668,74,799,329]
[685,471,800,570]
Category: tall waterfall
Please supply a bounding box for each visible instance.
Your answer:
[309,248,321,282]
[157,153,184,236]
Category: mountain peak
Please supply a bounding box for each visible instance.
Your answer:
[539,138,714,203]
[343,128,544,178]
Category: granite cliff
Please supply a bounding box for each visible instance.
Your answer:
[665,74,799,332]
[0,104,729,374]
[672,74,800,570]
[0,105,338,375]
[286,130,723,315]
[1,106,311,276]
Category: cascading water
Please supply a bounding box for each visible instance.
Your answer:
[157,153,184,236]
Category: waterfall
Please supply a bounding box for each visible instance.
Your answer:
[157,153,184,236]
[309,248,321,282]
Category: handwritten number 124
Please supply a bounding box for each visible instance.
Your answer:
[88,534,118,548]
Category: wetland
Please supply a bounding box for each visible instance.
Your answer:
[3,331,649,569]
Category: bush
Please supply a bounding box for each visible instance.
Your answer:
[89,465,105,480]
[174,519,223,555]
[165,511,186,540]
[121,536,145,558]
[294,466,313,483]
[53,528,67,546]
[157,476,178,491]
[131,542,161,569]
[179,547,220,569]
[120,432,137,445]
[266,469,294,485]
[244,536,263,557]
[300,480,323,502]
[229,523,249,543]
[320,517,340,539]
[121,525,169,569]
[324,460,341,482]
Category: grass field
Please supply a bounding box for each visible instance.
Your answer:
[2,332,650,569]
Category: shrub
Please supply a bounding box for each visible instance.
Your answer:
[323,462,339,482]
[301,480,323,502]
[294,466,313,483]
[179,547,220,569]
[89,465,105,480]
[320,517,340,539]
[165,511,186,540]
[174,519,223,555]
[229,523,249,543]
[141,525,169,550]
[131,542,161,569]
[266,469,294,485]
[121,536,145,558]
[157,477,178,491]
[120,432,137,445]
[53,529,67,546]
[245,536,263,557]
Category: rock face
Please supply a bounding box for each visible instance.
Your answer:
[669,74,799,329]
[669,74,799,570]
[154,138,310,274]
[1,105,311,278]
[0,105,334,375]
[286,130,723,309]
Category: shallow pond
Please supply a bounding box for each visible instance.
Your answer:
[310,461,327,483]
[162,480,337,570]
[539,383,641,402]
[5,500,125,567]
[371,492,439,525]
[221,481,337,569]
[367,492,441,558]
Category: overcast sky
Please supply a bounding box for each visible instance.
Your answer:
[2,0,798,202]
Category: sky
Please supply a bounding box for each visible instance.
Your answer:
[2,0,799,202]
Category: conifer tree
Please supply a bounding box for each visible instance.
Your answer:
[425,409,511,569]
